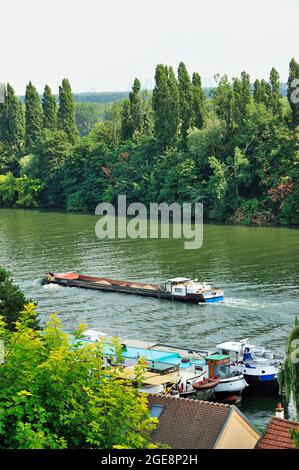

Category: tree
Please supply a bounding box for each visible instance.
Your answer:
[25,81,43,149]
[0,267,38,331]
[129,78,143,137]
[232,72,251,128]
[287,58,299,126]
[212,75,234,135]
[269,67,282,118]
[121,99,133,140]
[42,85,57,131]
[57,79,79,143]
[0,172,17,205]
[75,103,98,137]
[192,72,205,129]
[152,65,179,149]
[2,84,24,147]
[0,310,157,449]
[284,318,299,417]
[177,62,193,147]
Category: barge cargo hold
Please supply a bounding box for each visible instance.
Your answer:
[42,272,224,304]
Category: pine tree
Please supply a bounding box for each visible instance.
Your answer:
[57,78,79,143]
[2,84,24,147]
[25,81,43,149]
[192,72,205,129]
[287,58,299,126]
[178,62,193,147]
[42,85,57,131]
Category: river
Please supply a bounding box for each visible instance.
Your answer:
[0,208,298,430]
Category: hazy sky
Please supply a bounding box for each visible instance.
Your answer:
[1,0,298,94]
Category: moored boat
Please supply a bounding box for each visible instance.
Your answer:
[216,340,284,395]
[42,272,224,304]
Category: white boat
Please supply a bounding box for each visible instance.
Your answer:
[164,278,224,303]
[216,339,284,395]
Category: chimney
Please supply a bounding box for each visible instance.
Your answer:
[275,402,284,419]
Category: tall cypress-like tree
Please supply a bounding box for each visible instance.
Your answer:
[129,78,143,136]
[0,84,6,141]
[121,99,133,140]
[232,72,251,127]
[25,81,43,149]
[2,84,24,147]
[167,66,180,148]
[152,64,169,149]
[42,85,57,131]
[192,72,205,129]
[269,67,282,118]
[287,58,299,126]
[57,78,79,143]
[177,62,193,147]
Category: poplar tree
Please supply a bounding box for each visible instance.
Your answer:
[269,67,282,118]
[287,57,299,126]
[2,84,24,147]
[42,85,57,131]
[57,78,79,143]
[192,72,205,129]
[167,66,180,147]
[152,64,169,149]
[232,72,251,127]
[178,62,193,147]
[129,78,143,136]
[25,81,43,149]
[121,99,133,140]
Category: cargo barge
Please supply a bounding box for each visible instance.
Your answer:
[42,272,224,304]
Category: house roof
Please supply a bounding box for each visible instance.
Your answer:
[256,417,299,449]
[147,394,233,449]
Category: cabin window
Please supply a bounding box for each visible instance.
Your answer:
[150,405,164,419]
[174,288,183,293]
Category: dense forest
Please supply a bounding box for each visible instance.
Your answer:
[0,59,299,225]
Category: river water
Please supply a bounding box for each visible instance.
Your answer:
[0,208,298,430]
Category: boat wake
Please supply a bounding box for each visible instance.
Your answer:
[42,283,62,290]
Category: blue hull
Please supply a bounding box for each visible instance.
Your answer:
[204,296,224,303]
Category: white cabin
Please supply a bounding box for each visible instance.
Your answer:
[165,278,212,296]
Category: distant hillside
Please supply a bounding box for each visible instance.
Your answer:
[72,91,129,104]
[18,84,288,104]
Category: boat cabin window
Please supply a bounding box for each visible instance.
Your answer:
[174,288,183,293]
[221,349,229,355]
[150,405,165,419]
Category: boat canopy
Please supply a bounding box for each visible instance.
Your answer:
[217,340,255,353]
[168,277,191,283]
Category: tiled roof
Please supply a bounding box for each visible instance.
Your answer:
[147,394,232,449]
[256,417,299,449]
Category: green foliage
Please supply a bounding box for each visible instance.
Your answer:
[0,173,17,205]
[178,62,193,147]
[1,84,25,147]
[25,82,43,150]
[287,58,299,126]
[0,310,157,449]
[42,85,57,131]
[284,318,299,417]
[75,103,99,137]
[192,72,205,129]
[0,267,38,331]
[0,62,298,225]
[57,79,79,144]
[152,65,179,149]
